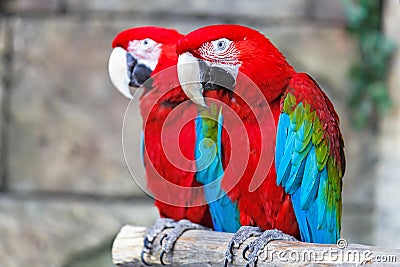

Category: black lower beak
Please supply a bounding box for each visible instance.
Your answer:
[199,61,236,91]
[131,64,152,86]
[126,53,152,87]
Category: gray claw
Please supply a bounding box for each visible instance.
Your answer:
[242,244,251,260]
[143,236,152,251]
[160,219,210,265]
[223,226,262,265]
[141,249,152,266]
[245,229,297,267]
[140,218,177,265]
[160,250,167,266]
[159,234,167,246]
[146,218,176,243]
[223,258,229,267]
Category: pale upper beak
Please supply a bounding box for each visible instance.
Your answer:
[108,47,133,99]
[177,52,207,107]
[108,47,153,99]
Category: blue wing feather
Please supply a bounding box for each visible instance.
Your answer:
[195,111,240,233]
[285,159,305,194]
[300,147,320,210]
[276,106,340,244]
[275,113,290,168]
[276,114,294,186]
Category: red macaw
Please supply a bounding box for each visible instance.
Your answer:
[108,27,215,264]
[176,24,345,266]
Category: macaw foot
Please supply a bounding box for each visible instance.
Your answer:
[223,226,263,267]
[159,219,210,265]
[141,218,177,266]
[242,229,297,267]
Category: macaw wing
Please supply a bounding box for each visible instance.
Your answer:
[275,73,345,244]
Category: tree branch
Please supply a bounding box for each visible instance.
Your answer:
[112,225,400,266]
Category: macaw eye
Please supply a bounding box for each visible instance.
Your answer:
[217,40,226,50]
[141,38,156,48]
[213,38,231,52]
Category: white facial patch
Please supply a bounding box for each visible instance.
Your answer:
[200,38,240,63]
[128,39,161,71]
[198,38,241,80]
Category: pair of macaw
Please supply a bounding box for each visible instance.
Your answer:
[108,25,345,266]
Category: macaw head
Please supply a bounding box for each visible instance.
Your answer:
[108,26,183,99]
[176,24,294,106]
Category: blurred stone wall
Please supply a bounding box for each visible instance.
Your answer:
[0,1,398,266]
[375,0,400,249]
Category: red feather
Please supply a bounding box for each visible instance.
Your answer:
[113,28,213,227]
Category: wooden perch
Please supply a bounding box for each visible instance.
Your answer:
[112,225,400,266]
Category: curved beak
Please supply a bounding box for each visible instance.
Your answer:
[108,47,153,99]
[108,47,133,99]
[177,52,207,107]
[177,52,237,107]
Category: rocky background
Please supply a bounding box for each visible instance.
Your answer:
[0,1,399,266]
